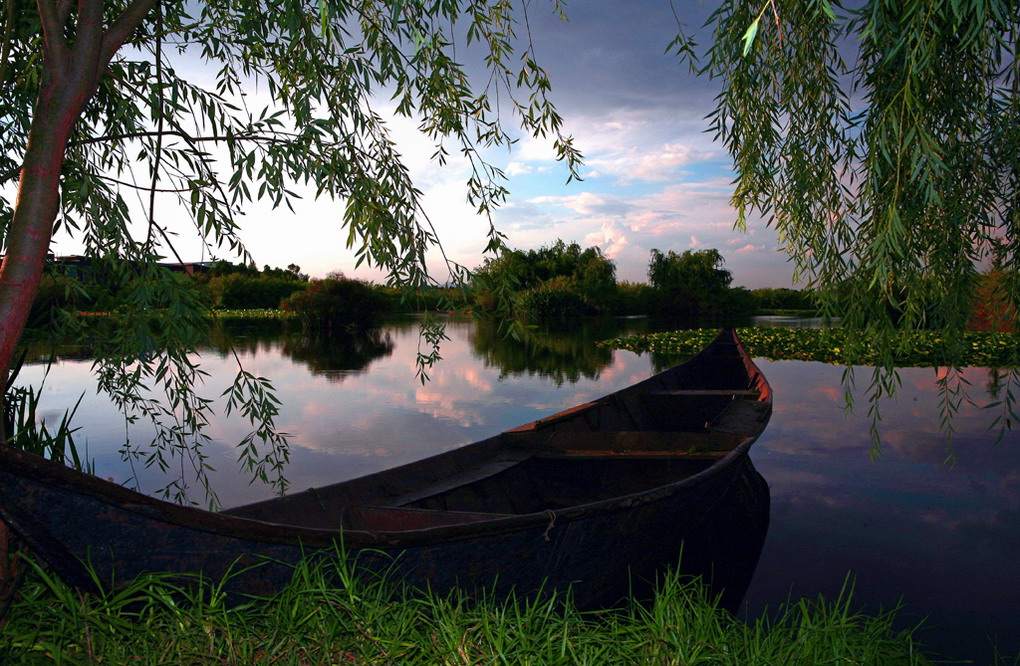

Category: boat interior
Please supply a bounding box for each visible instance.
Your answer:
[222,337,771,532]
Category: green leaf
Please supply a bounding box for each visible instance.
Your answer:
[742,18,760,57]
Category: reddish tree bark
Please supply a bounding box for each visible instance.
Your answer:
[0,0,159,598]
[0,0,158,389]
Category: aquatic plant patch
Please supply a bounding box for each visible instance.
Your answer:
[211,308,296,321]
[601,328,1020,367]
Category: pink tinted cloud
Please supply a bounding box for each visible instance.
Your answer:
[584,221,629,259]
[735,244,766,254]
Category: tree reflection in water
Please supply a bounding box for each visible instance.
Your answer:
[469,317,642,385]
[280,329,395,382]
[204,321,395,383]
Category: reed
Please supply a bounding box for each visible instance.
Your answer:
[0,552,937,665]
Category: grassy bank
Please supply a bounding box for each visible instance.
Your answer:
[0,554,934,665]
[602,327,1020,367]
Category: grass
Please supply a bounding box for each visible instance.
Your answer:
[602,327,1020,368]
[0,552,938,665]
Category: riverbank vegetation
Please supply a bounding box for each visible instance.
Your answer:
[0,554,932,665]
[26,249,816,332]
[197,262,309,310]
[281,271,392,331]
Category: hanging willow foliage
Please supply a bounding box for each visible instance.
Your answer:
[685,0,1019,345]
[0,0,580,502]
[671,0,1020,448]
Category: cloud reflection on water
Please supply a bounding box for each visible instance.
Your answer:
[745,359,1019,662]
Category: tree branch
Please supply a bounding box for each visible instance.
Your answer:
[0,131,303,185]
[145,2,164,250]
[0,0,14,86]
[37,0,69,74]
[95,173,195,193]
[71,0,105,67]
[56,0,72,25]
[102,0,159,67]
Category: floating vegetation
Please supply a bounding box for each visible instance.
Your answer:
[601,328,1020,368]
[210,308,296,321]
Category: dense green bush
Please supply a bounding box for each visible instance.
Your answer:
[750,287,815,311]
[193,261,309,309]
[209,274,307,309]
[30,261,216,326]
[27,274,82,326]
[607,280,656,315]
[648,248,733,317]
[515,276,597,319]
[969,270,1017,332]
[373,285,473,313]
[473,239,616,314]
[720,286,758,316]
[281,274,391,330]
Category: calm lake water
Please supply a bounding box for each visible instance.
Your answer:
[16,316,1020,663]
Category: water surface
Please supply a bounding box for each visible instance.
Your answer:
[16,317,1020,663]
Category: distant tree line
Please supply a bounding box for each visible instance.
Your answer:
[27,246,823,331]
[27,260,399,333]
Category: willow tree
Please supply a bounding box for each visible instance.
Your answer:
[683,0,1020,436]
[0,0,579,499]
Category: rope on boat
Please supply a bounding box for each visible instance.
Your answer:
[542,510,557,541]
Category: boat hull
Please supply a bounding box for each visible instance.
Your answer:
[0,449,768,609]
[0,328,773,610]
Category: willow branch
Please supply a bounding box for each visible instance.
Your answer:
[0,0,14,85]
[146,2,164,249]
[56,0,72,25]
[71,129,302,147]
[71,0,105,66]
[37,0,69,72]
[102,0,159,67]
[0,131,300,185]
[95,173,193,192]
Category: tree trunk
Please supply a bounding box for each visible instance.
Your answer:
[0,87,75,380]
[0,0,158,396]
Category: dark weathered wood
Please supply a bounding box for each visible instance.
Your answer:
[503,401,600,433]
[0,328,773,611]
[522,430,746,459]
[648,389,761,397]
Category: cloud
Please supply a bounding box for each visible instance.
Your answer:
[584,221,629,259]
[489,177,786,285]
[735,244,766,254]
[513,134,562,162]
[527,192,634,217]
[506,161,533,176]
[589,142,716,183]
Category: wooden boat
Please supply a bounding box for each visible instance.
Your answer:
[0,328,772,610]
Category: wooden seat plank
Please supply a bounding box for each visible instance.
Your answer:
[518,430,745,459]
[646,389,760,397]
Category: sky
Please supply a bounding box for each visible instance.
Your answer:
[45,1,799,289]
